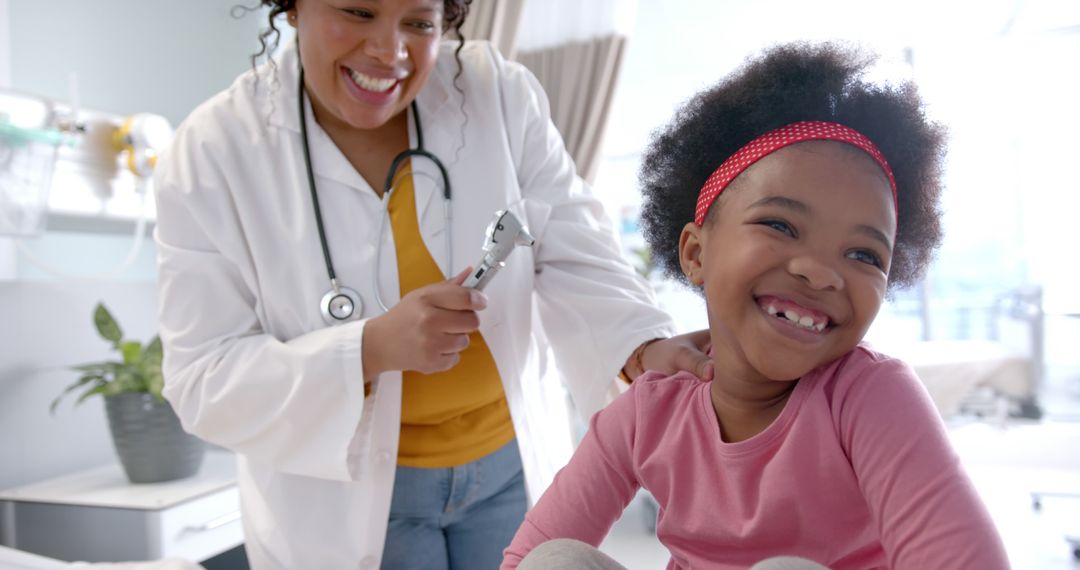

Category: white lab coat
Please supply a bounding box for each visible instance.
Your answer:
[153,41,673,570]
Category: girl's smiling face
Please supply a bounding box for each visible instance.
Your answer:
[679,141,897,384]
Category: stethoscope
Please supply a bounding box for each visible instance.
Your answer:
[298,66,453,325]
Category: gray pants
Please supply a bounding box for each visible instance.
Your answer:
[517,538,832,570]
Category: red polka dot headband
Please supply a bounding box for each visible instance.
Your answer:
[693,121,898,226]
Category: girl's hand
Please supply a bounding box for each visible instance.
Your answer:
[630,329,713,381]
[362,268,487,379]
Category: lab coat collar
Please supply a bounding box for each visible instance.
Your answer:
[265,40,454,133]
[264,40,457,208]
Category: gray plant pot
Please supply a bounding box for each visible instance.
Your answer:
[104,393,205,484]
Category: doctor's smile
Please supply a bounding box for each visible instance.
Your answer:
[345,66,405,94]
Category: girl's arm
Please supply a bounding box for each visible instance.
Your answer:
[838,356,1010,569]
[500,382,643,569]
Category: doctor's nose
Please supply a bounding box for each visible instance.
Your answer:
[787,254,844,291]
[363,23,407,65]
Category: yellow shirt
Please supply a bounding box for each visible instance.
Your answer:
[388,162,515,468]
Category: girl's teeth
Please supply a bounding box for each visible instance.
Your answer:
[768,304,826,332]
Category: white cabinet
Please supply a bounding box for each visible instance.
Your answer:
[0,450,243,564]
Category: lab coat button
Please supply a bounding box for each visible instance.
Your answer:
[375,450,392,465]
[359,555,378,569]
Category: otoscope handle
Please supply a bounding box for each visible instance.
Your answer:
[462,256,502,290]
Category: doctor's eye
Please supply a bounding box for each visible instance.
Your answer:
[408,19,437,32]
[343,8,375,19]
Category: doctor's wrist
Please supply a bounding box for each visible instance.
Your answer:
[361,316,388,382]
[620,337,663,382]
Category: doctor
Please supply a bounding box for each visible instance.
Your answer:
[153,1,711,569]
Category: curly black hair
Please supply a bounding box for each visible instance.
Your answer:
[639,42,945,292]
[236,0,472,78]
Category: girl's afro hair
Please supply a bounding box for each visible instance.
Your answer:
[639,42,946,291]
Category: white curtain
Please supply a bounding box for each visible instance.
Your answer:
[459,0,524,59]
[515,35,627,183]
[460,0,635,183]
[512,0,635,183]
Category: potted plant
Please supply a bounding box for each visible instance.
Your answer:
[52,302,205,484]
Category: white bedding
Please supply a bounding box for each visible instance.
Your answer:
[0,546,203,570]
[872,339,1035,417]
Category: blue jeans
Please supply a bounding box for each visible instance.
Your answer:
[381,439,528,570]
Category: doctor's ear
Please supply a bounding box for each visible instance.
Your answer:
[678,222,705,286]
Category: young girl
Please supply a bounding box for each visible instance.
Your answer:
[500,43,1010,570]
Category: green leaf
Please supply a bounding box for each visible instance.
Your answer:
[49,375,106,414]
[94,303,123,345]
[76,384,110,404]
[121,341,142,365]
[51,302,165,414]
[70,363,111,374]
[141,338,162,376]
[146,371,165,400]
[143,336,162,366]
[69,361,123,380]
[630,246,656,280]
[113,368,143,393]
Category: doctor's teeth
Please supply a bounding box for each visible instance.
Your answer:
[349,69,396,92]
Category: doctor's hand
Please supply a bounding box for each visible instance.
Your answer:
[627,329,714,382]
[362,268,487,380]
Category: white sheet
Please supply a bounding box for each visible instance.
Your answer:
[871,340,1034,417]
[0,546,203,570]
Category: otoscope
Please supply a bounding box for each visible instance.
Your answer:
[462,210,535,290]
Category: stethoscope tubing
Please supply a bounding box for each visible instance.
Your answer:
[298,66,453,322]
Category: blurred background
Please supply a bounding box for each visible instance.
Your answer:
[1,0,1078,568]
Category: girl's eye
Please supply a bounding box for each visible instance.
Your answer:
[847,249,883,268]
[759,219,795,237]
[345,8,374,19]
[409,20,436,32]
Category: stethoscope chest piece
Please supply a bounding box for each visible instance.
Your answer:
[320,285,362,325]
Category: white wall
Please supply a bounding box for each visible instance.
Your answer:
[8,1,264,127]
[0,0,10,87]
[0,280,160,486]
[0,1,264,502]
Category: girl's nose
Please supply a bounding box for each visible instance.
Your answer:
[787,254,844,291]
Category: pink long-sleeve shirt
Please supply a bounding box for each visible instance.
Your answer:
[502,345,1009,569]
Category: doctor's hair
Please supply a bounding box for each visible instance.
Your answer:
[638,42,946,292]
[238,0,473,80]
